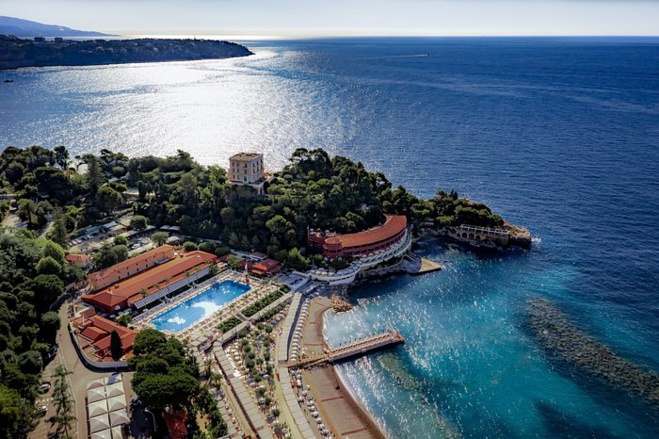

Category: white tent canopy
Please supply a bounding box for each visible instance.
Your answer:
[111,425,124,439]
[105,382,125,398]
[87,388,106,403]
[90,429,113,439]
[89,413,111,433]
[107,395,127,412]
[110,409,130,427]
[87,378,105,390]
[87,399,108,417]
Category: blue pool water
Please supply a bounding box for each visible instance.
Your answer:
[151,280,250,332]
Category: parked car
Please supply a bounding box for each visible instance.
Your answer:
[46,344,58,359]
[35,405,47,417]
[38,382,51,394]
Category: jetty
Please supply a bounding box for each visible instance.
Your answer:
[288,330,404,369]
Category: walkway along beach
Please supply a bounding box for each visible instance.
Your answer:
[300,296,388,439]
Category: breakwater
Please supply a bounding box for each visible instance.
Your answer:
[528,298,659,408]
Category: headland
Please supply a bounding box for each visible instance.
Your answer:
[0,35,253,70]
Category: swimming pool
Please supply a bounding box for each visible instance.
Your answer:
[151,280,250,333]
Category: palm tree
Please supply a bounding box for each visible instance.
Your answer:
[53,411,76,437]
[50,364,75,436]
[210,372,224,389]
[203,357,214,378]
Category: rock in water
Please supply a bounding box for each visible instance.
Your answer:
[527,298,659,408]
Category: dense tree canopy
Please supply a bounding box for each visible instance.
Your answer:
[0,233,70,438]
[129,329,200,410]
[1,145,504,273]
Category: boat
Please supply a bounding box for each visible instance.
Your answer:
[3,79,14,83]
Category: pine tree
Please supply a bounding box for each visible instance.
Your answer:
[110,330,123,361]
[49,210,69,247]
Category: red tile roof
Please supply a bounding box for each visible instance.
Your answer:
[80,326,106,342]
[325,215,407,248]
[251,259,282,275]
[82,250,216,312]
[87,245,175,285]
[75,315,139,359]
[65,254,90,263]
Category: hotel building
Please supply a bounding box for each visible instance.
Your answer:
[82,246,217,313]
[229,152,264,184]
[308,215,408,259]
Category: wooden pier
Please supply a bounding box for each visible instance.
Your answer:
[288,330,404,369]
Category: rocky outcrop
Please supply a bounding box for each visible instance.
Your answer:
[528,298,659,408]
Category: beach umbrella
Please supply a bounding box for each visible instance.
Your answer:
[89,413,111,433]
[87,399,108,417]
[109,409,130,426]
[87,388,106,403]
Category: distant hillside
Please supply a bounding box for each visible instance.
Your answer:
[0,35,253,70]
[0,16,112,38]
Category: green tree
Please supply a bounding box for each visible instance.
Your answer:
[131,329,167,357]
[110,330,123,361]
[182,241,197,252]
[35,256,62,276]
[130,215,148,230]
[84,155,105,196]
[286,248,309,271]
[0,385,35,439]
[53,145,69,170]
[116,314,132,327]
[95,185,123,214]
[32,275,64,310]
[113,235,128,246]
[49,211,69,247]
[43,241,65,264]
[110,245,128,263]
[151,231,168,246]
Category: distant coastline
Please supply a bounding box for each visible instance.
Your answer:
[0,35,253,70]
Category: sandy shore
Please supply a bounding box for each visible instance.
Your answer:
[301,296,387,439]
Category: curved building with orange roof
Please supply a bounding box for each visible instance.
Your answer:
[308,215,408,259]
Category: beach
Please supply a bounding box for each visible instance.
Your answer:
[301,296,387,439]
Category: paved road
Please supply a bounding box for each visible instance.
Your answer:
[30,302,124,439]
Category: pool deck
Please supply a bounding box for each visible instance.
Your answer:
[133,269,282,342]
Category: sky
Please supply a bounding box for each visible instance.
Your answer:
[2,0,658,37]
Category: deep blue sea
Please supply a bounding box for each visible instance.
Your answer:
[2,37,659,438]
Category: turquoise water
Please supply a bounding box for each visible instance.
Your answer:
[2,37,658,437]
[151,280,250,332]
